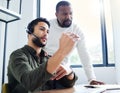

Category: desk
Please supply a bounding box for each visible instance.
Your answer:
[37,88,74,93]
[36,85,120,93]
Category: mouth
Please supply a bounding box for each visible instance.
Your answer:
[65,21,71,25]
[63,20,72,27]
[41,37,47,42]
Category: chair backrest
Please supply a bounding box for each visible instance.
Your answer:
[2,83,10,93]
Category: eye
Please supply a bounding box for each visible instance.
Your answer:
[47,30,49,34]
[63,13,67,16]
[70,12,72,15]
[39,27,45,31]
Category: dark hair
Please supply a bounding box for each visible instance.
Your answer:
[56,1,71,12]
[27,17,50,34]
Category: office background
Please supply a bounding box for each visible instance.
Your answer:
[0,0,120,91]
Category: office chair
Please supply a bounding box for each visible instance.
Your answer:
[2,83,10,93]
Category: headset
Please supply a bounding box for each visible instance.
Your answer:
[26,29,32,34]
[26,22,34,34]
[26,23,44,47]
[26,28,40,40]
[26,21,40,39]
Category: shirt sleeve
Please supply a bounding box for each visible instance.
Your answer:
[9,50,53,91]
[57,72,78,88]
[75,26,96,81]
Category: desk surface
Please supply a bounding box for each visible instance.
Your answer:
[38,88,74,93]
[36,85,120,93]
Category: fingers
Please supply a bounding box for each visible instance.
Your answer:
[63,32,80,41]
[90,80,105,85]
[54,69,66,80]
[59,32,80,56]
[50,70,66,80]
[50,65,68,80]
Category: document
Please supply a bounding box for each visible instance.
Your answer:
[74,84,120,93]
[74,85,105,93]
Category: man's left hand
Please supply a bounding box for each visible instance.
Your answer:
[90,80,105,85]
[50,64,72,80]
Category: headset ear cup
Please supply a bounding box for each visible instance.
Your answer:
[26,30,32,34]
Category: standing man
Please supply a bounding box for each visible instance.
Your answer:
[45,1,104,85]
[7,17,78,93]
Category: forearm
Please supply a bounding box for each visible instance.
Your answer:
[47,32,79,75]
[77,41,96,81]
[46,49,66,74]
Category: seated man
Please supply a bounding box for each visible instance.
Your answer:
[7,17,79,93]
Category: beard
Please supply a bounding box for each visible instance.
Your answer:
[32,37,45,47]
[61,19,72,27]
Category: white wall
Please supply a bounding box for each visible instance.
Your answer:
[1,0,120,89]
[3,0,37,83]
[73,67,116,85]
[110,0,120,84]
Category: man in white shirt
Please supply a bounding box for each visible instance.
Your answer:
[45,1,104,85]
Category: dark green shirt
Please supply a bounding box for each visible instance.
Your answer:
[7,45,78,93]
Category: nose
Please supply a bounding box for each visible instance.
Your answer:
[44,30,49,36]
[66,14,72,20]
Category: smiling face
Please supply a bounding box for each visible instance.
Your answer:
[56,5,73,27]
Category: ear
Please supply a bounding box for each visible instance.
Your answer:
[55,12,57,17]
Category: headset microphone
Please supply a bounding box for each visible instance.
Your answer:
[26,30,40,40]
[26,30,32,34]
[31,33,40,40]
[26,30,44,47]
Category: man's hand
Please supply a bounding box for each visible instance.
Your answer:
[90,80,105,85]
[47,32,79,75]
[59,32,80,56]
[50,64,73,80]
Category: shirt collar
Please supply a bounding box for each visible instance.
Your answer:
[24,45,46,57]
[24,45,36,55]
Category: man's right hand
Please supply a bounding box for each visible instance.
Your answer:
[59,32,79,56]
[47,32,79,76]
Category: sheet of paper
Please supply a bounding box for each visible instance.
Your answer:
[74,84,120,93]
[74,85,106,93]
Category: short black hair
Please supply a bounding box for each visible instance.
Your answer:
[27,17,50,34]
[56,1,71,12]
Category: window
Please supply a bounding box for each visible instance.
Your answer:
[103,0,114,65]
[40,0,114,66]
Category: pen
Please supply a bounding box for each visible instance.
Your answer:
[84,85,98,88]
